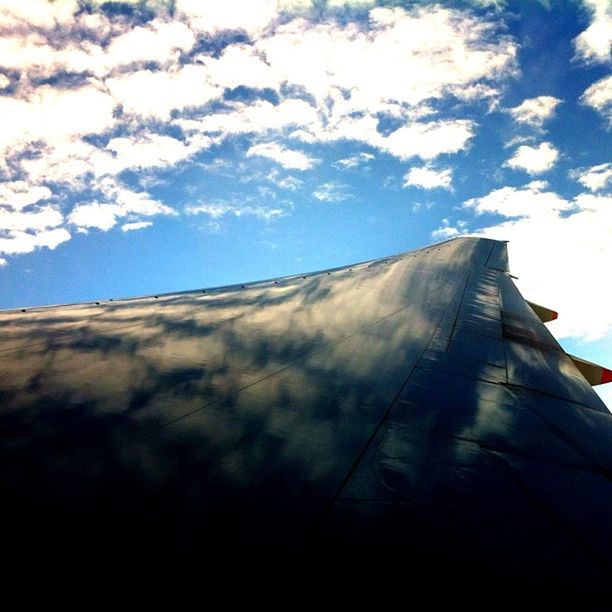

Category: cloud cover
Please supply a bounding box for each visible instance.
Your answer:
[0,0,519,261]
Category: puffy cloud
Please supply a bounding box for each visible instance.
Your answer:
[403,166,453,190]
[0,0,78,28]
[334,152,375,169]
[0,182,52,210]
[508,96,562,126]
[18,140,98,185]
[435,181,612,340]
[0,2,523,267]
[176,0,278,36]
[99,134,205,174]
[313,182,350,202]
[177,99,319,138]
[473,190,612,340]
[379,120,475,161]
[256,8,517,108]
[197,44,282,91]
[69,202,122,231]
[122,221,153,232]
[571,163,612,192]
[0,206,63,231]
[247,142,318,170]
[581,75,612,126]
[0,85,116,156]
[573,0,612,64]
[505,142,559,174]
[107,65,221,120]
[105,19,196,69]
[464,181,571,218]
[0,228,70,256]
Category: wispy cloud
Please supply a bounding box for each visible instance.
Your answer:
[186,201,284,220]
[334,152,374,170]
[267,169,303,191]
[313,182,350,202]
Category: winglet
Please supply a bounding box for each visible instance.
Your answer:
[568,354,612,386]
[526,301,558,323]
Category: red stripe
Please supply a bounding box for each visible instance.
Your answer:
[601,368,612,385]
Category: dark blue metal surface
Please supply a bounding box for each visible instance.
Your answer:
[1,237,611,595]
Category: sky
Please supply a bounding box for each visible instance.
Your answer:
[0,0,611,406]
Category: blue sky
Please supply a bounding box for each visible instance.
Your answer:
[0,0,611,405]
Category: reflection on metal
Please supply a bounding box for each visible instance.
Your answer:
[0,237,611,594]
[568,354,612,386]
[527,300,559,322]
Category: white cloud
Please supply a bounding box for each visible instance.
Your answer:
[0,2,523,266]
[432,218,467,239]
[573,0,612,64]
[267,170,303,190]
[178,99,319,138]
[197,44,282,91]
[0,0,78,28]
[505,142,559,174]
[0,228,70,256]
[69,202,122,231]
[313,182,350,202]
[100,134,204,174]
[571,163,612,192]
[0,206,63,231]
[436,181,612,340]
[581,75,612,126]
[122,221,153,232]
[334,152,374,169]
[470,188,612,340]
[107,65,221,120]
[247,142,318,170]
[380,120,475,160]
[176,0,278,36]
[256,8,516,108]
[0,182,52,210]
[68,180,175,233]
[508,96,562,126]
[186,201,284,220]
[105,19,196,69]
[465,181,571,218]
[403,166,453,190]
[0,85,115,156]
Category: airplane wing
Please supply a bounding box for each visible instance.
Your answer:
[1,237,611,594]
